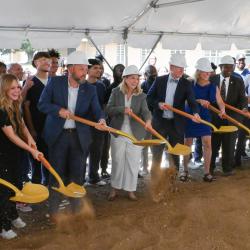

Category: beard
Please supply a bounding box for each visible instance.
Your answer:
[72,73,86,84]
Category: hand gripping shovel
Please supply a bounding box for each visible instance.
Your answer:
[224,102,250,119]
[162,103,237,134]
[207,104,250,137]
[69,115,165,147]
[128,111,191,156]
[0,178,49,203]
[38,155,86,198]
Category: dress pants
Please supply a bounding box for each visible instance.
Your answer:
[48,130,87,215]
[210,131,237,173]
[151,117,184,171]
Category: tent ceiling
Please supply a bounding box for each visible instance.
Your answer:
[0,0,250,49]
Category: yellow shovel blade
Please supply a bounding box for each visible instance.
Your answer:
[167,143,191,156]
[52,182,86,198]
[133,139,166,146]
[10,183,49,203]
[213,126,238,133]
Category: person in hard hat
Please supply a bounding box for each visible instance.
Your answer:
[235,54,250,86]
[181,58,225,182]
[0,74,42,239]
[106,65,152,201]
[38,51,106,219]
[210,55,248,176]
[147,53,200,172]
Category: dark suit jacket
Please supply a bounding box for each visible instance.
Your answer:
[147,74,199,134]
[38,76,104,151]
[210,74,248,126]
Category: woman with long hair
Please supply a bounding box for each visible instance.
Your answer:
[106,65,152,201]
[0,74,42,239]
[181,58,225,182]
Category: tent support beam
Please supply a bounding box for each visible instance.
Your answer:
[126,0,160,29]
[139,33,163,71]
[154,0,205,8]
[87,34,113,71]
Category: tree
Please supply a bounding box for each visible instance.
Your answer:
[20,39,35,63]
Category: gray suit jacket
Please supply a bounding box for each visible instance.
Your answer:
[106,87,151,140]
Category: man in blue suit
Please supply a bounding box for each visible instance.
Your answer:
[38,51,106,218]
[147,53,200,171]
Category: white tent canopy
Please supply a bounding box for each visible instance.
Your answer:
[1,0,250,49]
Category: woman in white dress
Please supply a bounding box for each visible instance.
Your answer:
[106,65,152,201]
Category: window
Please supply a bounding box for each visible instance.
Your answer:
[203,50,221,66]
[140,48,151,65]
[170,50,186,55]
[116,44,125,64]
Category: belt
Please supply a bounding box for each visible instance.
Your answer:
[63,128,76,133]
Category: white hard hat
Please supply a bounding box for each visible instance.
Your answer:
[122,65,141,77]
[236,53,246,61]
[219,55,234,65]
[169,53,187,68]
[195,58,213,72]
[67,51,89,65]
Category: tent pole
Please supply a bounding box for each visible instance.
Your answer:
[139,33,163,71]
[123,29,128,67]
[87,35,113,71]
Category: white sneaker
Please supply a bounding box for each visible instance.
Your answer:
[16,203,32,212]
[95,180,106,186]
[12,217,26,229]
[0,229,17,239]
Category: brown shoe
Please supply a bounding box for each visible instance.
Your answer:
[128,192,138,201]
[107,190,117,201]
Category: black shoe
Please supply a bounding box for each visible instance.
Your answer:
[101,171,110,179]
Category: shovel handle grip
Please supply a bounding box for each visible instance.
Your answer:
[224,103,250,118]
[208,104,250,134]
[128,112,165,141]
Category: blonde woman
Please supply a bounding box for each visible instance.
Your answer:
[0,74,41,239]
[106,65,152,201]
[182,58,225,182]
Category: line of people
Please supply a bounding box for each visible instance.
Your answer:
[0,50,250,239]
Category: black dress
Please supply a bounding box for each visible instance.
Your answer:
[0,108,22,231]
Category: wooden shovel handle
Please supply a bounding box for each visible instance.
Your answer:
[208,104,249,132]
[128,112,165,141]
[224,103,250,118]
[69,114,119,134]
[162,103,195,120]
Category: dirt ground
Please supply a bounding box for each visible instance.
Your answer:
[2,164,250,250]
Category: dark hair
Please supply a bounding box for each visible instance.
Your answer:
[88,58,101,69]
[95,54,104,62]
[211,62,217,71]
[48,49,60,59]
[0,61,6,68]
[32,51,50,68]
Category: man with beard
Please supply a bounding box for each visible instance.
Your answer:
[38,51,106,218]
[23,52,51,185]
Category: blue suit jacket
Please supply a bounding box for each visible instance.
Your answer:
[38,76,104,151]
[147,74,199,134]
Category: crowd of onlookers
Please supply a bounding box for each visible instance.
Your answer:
[0,49,250,239]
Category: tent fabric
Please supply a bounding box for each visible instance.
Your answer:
[0,0,250,49]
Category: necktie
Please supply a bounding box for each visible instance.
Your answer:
[220,78,226,101]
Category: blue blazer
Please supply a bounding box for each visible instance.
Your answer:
[38,76,104,151]
[147,74,199,134]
